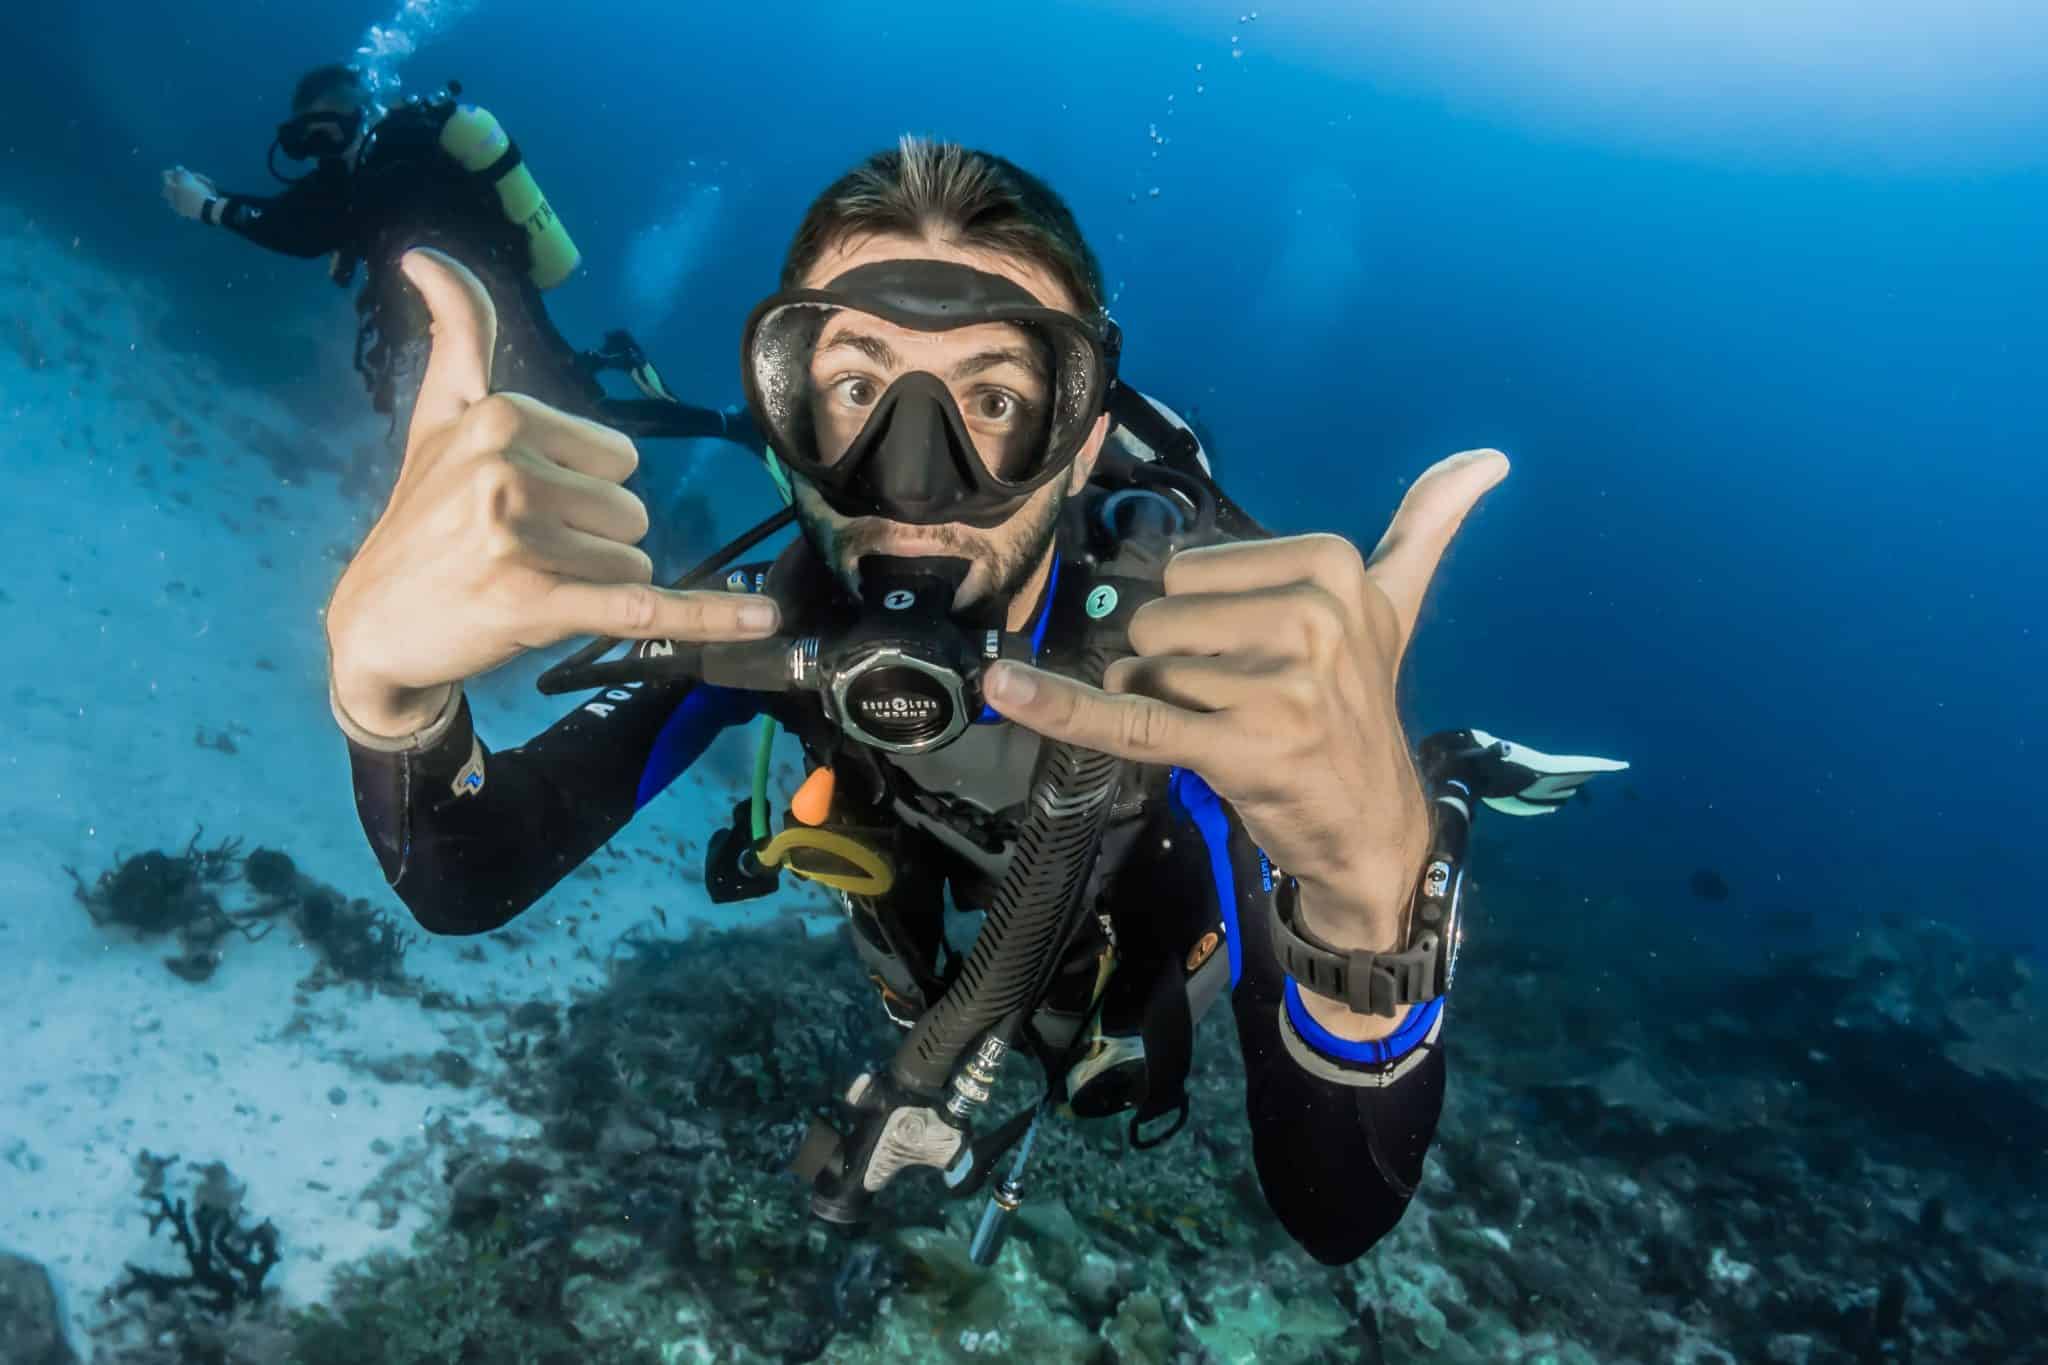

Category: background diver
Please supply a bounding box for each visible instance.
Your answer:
[321,138,1627,1267]
[159,62,755,449]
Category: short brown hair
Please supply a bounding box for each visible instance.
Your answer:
[781,136,1106,317]
[291,64,368,115]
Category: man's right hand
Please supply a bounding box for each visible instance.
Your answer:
[324,248,781,740]
[161,167,219,221]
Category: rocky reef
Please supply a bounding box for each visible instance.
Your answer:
[75,883,2046,1364]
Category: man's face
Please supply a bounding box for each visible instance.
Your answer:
[789,233,1108,625]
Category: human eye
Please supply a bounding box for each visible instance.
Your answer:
[829,374,882,410]
[966,387,1027,425]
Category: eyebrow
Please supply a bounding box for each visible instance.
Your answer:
[952,347,1048,381]
[817,326,1047,382]
[817,327,898,369]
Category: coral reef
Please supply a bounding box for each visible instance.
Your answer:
[111,1153,281,1317]
[268,895,2046,1364]
[90,1153,295,1365]
[67,831,270,982]
[69,833,410,989]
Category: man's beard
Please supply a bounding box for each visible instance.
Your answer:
[801,480,1069,616]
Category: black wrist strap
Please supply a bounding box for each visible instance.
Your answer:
[1270,878,1433,1016]
[1269,779,1474,1016]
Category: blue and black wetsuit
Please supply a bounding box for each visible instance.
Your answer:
[339,542,1448,1266]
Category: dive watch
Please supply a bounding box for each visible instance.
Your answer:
[1268,778,1472,1017]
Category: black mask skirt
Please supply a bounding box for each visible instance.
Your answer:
[740,258,1120,529]
[274,106,366,161]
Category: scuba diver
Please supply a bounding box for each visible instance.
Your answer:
[160,63,752,447]
[322,138,1628,1268]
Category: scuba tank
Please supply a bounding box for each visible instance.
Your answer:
[437,99,581,289]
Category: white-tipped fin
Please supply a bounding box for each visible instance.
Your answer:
[1468,728,1631,815]
[1483,795,1564,817]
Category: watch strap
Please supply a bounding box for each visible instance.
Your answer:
[1269,877,1440,1017]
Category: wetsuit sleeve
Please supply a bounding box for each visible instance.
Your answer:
[1168,770,1445,1266]
[340,679,761,934]
[212,162,351,259]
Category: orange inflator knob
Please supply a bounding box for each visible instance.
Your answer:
[791,767,836,826]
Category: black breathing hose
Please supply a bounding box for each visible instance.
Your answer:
[890,645,1124,1096]
[886,489,1180,1099]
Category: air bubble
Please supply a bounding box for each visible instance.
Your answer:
[1148,187,1161,197]
[1232,47,1243,59]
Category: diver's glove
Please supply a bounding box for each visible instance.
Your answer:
[1418,728,1629,816]
[161,167,222,223]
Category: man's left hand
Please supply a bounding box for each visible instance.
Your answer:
[985,449,1510,990]
[162,167,222,222]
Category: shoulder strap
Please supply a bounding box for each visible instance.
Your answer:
[1105,386,1270,540]
[1125,943,1231,1149]
[1108,385,1209,472]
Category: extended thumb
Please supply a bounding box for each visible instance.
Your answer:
[401,248,498,445]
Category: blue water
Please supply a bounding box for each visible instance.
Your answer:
[3,0,2043,1355]
[25,0,2030,948]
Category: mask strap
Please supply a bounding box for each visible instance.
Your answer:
[763,448,795,506]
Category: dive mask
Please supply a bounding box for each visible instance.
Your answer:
[740,258,1121,529]
[275,107,365,161]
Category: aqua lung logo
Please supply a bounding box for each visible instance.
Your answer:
[882,589,916,611]
[841,660,959,749]
[858,694,941,721]
[1085,585,1119,619]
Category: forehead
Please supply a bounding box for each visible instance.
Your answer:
[801,231,1077,313]
[810,311,1049,385]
